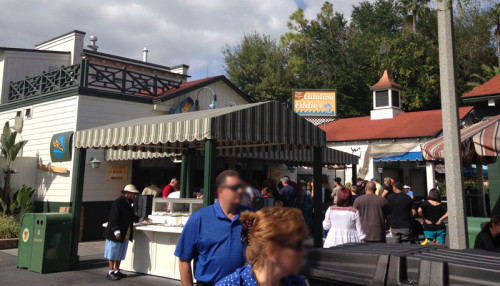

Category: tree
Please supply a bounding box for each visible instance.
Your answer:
[466,65,500,89]
[0,122,28,207]
[223,32,292,102]
[490,2,500,67]
[398,0,430,33]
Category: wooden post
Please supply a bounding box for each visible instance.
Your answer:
[70,148,86,268]
[186,150,195,198]
[313,147,323,248]
[203,140,217,206]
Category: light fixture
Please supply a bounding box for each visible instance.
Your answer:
[90,157,101,169]
[195,86,217,109]
[209,94,217,109]
[377,166,383,174]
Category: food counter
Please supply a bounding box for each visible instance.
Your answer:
[120,198,203,280]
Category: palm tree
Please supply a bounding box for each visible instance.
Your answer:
[399,0,430,34]
[467,64,500,89]
[1,122,28,207]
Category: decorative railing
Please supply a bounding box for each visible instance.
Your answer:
[8,64,81,101]
[8,59,182,102]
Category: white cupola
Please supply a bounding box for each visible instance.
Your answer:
[370,70,403,120]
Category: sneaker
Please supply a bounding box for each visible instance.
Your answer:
[106,272,121,280]
[115,271,128,278]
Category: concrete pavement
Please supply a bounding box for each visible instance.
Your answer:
[0,241,181,286]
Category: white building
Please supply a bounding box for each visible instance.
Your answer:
[320,71,474,198]
[0,30,251,240]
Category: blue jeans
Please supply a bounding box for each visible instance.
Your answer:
[424,229,446,244]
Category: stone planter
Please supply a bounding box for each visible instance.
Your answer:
[0,238,18,249]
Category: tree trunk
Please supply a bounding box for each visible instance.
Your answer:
[412,10,417,34]
[496,26,500,67]
[3,169,11,207]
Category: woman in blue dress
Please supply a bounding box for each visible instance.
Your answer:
[216,207,308,286]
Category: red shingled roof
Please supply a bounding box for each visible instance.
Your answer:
[370,70,402,90]
[320,106,474,142]
[462,75,500,98]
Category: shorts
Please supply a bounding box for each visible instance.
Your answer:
[104,239,129,261]
[424,229,446,244]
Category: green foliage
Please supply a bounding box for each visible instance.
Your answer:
[0,121,28,207]
[467,65,500,89]
[223,32,293,103]
[0,185,35,217]
[0,214,20,239]
[223,0,498,117]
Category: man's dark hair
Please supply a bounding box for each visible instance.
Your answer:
[427,188,442,202]
[334,177,342,184]
[365,182,376,192]
[357,178,363,182]
[394,182,403,191]
[216,170,240,189]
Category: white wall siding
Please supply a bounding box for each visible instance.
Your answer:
[160,81,250,112]
[77,96,157,202]
[0,96,79,202]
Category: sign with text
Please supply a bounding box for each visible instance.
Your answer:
[293,90,336,117]
[50,132,73,162]
[106,165,128,181]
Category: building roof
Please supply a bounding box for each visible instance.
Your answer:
[35,30,86,47]
[0,46,70,54]
[152,75,253,103]
[462,74,500,99]
[320,106,474,142]
[370,70,402,90]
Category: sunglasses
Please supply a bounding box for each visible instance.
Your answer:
[283,240,304,252]
[224,184,245,191]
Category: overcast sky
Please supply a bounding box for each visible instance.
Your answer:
[0,0,364,80]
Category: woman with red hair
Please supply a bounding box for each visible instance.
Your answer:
[323,188,366,248]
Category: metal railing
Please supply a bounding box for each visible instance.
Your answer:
[8,59,182,102]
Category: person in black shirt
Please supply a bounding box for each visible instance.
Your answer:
[418,188,448,244]
[356,178,365,196]
[387,182,415,243]
[381,177,393,198]
[474,216,500,252]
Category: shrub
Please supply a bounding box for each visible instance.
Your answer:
[0,214,19,239]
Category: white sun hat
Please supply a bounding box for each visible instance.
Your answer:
[123,184,139,193]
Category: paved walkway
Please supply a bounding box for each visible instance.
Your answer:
[0,241,181,286]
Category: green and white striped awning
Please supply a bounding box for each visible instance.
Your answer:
[75,101,358,165]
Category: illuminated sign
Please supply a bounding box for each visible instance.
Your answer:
[293,89,336,117]
[50,132,73,162]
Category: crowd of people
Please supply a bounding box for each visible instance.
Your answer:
[103,170,499,284]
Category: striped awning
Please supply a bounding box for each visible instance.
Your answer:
[76,101,358,165]
[421,115,500,161]
[473,115,500,157]
[106,146,359,166]
[373,152,423,162]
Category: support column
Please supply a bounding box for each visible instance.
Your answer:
[185,150,195,198]
[312,147,323,248]
[203,140,217,207]
[437,0,468,249]
[425,161,435,193]
[70,148,86,268]
[180,152,188,198]
[352,164,357,186]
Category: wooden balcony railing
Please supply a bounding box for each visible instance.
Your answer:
[8,59,182,102]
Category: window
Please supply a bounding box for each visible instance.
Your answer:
[375,90,389,107]
[25,108,32,118]
[16,110,22,117]
[392,90,400,108]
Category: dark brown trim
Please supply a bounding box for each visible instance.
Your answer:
[0,46,71,54]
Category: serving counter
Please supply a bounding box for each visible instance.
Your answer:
[120,198,203,280]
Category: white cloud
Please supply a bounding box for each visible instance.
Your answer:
[0,0,365,80]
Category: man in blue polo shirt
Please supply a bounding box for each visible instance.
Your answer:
[175,170,252,286]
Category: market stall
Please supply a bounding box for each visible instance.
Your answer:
[70,101,359,272]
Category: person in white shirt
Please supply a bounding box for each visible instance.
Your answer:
[323,187,365,248]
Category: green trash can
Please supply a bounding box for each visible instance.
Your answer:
[29,213,73,274]
[467,217,490,248]
[17,213,36,269]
